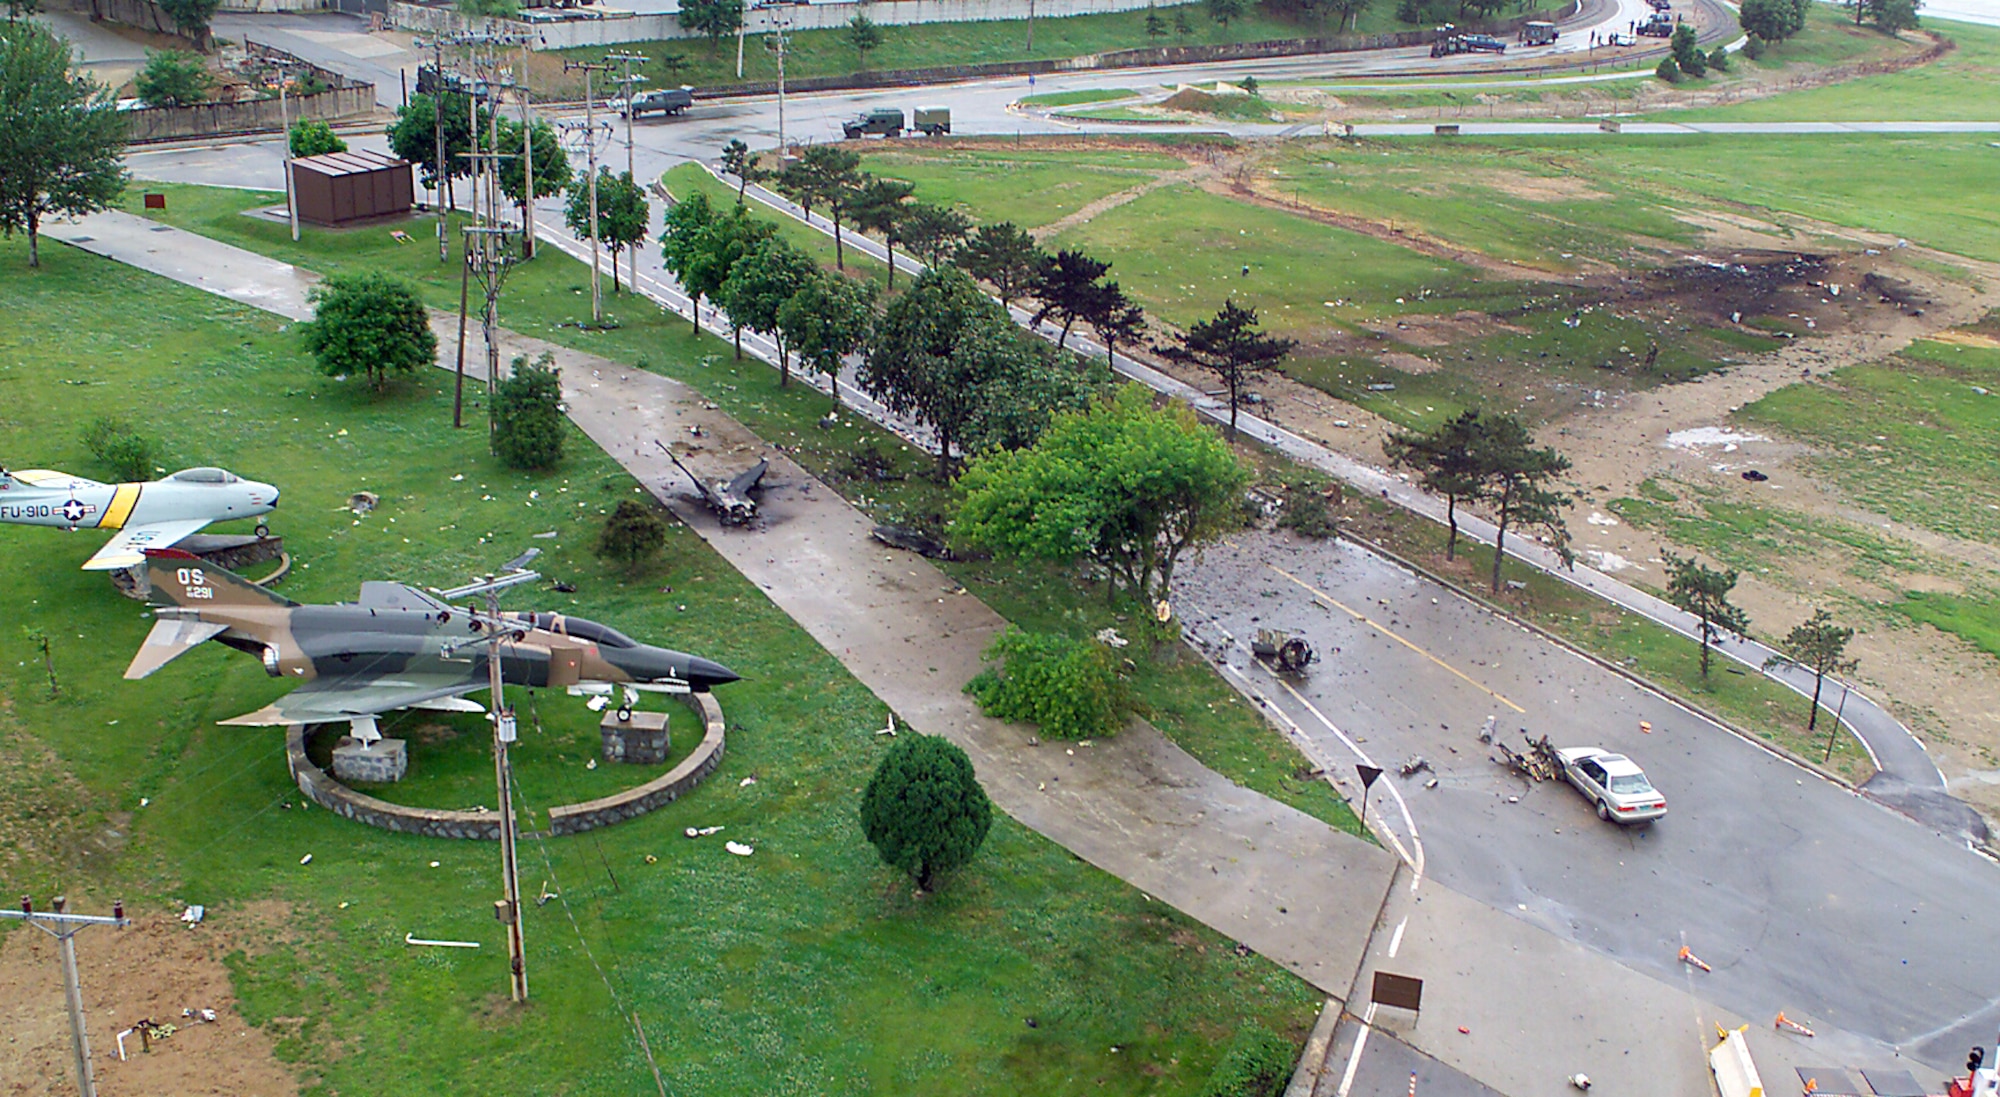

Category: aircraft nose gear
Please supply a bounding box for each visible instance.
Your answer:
[255,522,270,538]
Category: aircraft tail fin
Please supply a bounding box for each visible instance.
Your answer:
[142,548,298,610]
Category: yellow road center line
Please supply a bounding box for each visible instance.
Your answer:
[1267,563,1525,714]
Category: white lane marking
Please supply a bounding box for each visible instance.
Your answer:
[1272,674,1428,890]
[1387,916,1408,959]
[1335,1002,1379,1097]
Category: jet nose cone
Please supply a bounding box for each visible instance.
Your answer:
[685,655,740,691]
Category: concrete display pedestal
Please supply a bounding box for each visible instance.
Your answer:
[601,710,670,764]
[331,737,408,784]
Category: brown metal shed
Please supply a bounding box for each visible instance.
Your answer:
[290,149,415,228]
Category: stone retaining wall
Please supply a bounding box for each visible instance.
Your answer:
[284,691,727,839]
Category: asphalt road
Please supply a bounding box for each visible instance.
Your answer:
[1174,532,2000,1073]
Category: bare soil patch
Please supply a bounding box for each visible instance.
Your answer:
[0,903,299,1096]
[1366,309,1529,348]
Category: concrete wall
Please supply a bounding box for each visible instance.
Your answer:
[123,84,375,142]
[284,690,728,840]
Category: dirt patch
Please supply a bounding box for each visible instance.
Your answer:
[1365,309,1529,348]
[0,904,299,1096]
[1930,328,2000,351]
[1377,350,1444,375]
[1472,169,1608,204]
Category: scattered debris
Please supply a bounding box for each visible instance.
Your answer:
[181,1007,217,1023]
[739,776,757,787]
[1252,629,1315,674]
[877,713,897,737]
[1741,470,1769,482]
[724,841,754,856]
[1679,945,1713,972]
[178,904,204,926]
[685,825,724,838]
[1398,755,1432,777]
[346,491,379,515]
[404,933,481,948]
[1774,1011,1815,1037]
[1569,1073,1592,1090]
[1095,627,1130,649]
[871,524,952,560]
[299,853,312,865]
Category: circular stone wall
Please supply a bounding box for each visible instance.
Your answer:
[283,691,727,839]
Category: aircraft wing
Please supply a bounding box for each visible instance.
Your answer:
[217,671,485,726]
[84,518,212,571]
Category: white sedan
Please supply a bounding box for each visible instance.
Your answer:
[1555,747,1668,824]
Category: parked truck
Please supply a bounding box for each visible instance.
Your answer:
[1636,14,1675,36]
[913,106,951,135]
[842,107,905,138]
[618,86,693,119]
[1519,20,1558,45]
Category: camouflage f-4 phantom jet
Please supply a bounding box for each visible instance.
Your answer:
[124,549,738,743]
[0,466,278,570]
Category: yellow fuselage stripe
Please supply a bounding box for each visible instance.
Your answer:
[98,484,141,529]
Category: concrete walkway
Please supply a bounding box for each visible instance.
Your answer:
[719,170,1987,847]
[55,210,1399,1001]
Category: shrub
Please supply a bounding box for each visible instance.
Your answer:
[1743,33,1766,59]
[298,272,437,392]
[1277,477,1338,540]
[1708,44,1731,70]
[79,417,156,483]
[596,499,666,570]
[966,628,1133,741]
[491,351,565,470]
[860,733,993,892]
[289,119,347,158]
[135,50,212,108]
[1655,56,1681,81]
[1198,1024,1296,1097]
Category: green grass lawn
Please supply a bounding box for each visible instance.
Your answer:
[1737,336,2000,547]
[1020,87,1143,107]
[0,234,1332,1095]
[859,145,1186,230]
[1896,590,2000,661]
[546,1,1420,96]
[1674,14,2000,120]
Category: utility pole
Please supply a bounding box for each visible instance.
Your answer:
[563,59,612,325]
[438,554,541,1006]
[1027,0,1035,54]
[270,54,301,242]
[606,51,649,181]
[1,896,128,1097]
[417,37,450,262]
[766,11,791,152]
[519,38,536,259]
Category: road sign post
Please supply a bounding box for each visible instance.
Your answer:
[1357,763,1384,822]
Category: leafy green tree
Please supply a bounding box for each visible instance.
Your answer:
[387,90,487,209]
[1240,74,1259,94]
[156,0,218,48]
[136,49,211,107]
[1864,0,1919,31]
[659,189,717,330]
[851,175,915,287]
[0,22,127,268]
[4,0,41,19]
[960,221,1047,310]
[956,387,1249,606]
[565,167,649,292]
[967,628,1133,740]
[1707,43,1730,70]
[1174,6,1195,35]
[777,270,876,407]
[860,733,993,893]
[298,272,438,393]
[288,118,346,157]
[1742,33,1766,58]
[679,0,744,47]
[597,499,667,570]
[1663,551,1750,679]
[847,13,882,64]
[1383,409,1486,561]
[1655,56,1681,81]
[1145,6,1168,38]
[1029,247,1112,350]
[496,115,569,242]
[458,0,519,16]
[1087,283,1147,370]
[1159,299,1297,440]
[1764,609,1859,754]
[1470,413,1571,595]
[796,142,863,268]
[961,329,1104,454]
[719,137,759,202]
[898,201,972,268]
[1209,0,1245,26]
[80,417,156,483]
[862,266,1015,478]
[719,236,818,384]
[1739,0,1804,41]
[491,351,564,470]
[1671,23,1707,75]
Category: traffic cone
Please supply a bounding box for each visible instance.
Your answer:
[1775,1011,1816,1037]
[1678,946,1712,972]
